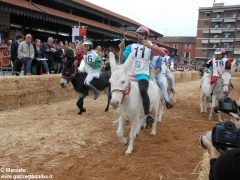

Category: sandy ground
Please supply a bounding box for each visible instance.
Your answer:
[0,78,239,180]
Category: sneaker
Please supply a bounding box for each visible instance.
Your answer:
[145,114,154,128]
[166,102,173,109]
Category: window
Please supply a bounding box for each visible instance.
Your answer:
[227,24,231,29]
[173,44,178,49]
[215,24,219,29]
[185,44,191,49]
[225,33,230,39]
[216,14,220,18]
[214,35,218,39]
[184,52,190,58]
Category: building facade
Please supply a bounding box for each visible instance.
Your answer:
[196,3,240,62]
[159,36,196,59]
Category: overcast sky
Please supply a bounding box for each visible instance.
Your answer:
[86,0,239,37]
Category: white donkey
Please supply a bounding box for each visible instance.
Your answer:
[109,52,162,154]
[161,63,176,103]
[231,59,240,73]
[200,71,232,120]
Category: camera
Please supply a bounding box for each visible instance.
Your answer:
[199,96,240,151]
[218,96,238,114]
[199,121,240,151]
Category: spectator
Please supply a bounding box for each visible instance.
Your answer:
[18,34,34,75]
[75,43,84,67]
[11,34,24,75]
[53,43,64,73]
[32,39,49,75]
[202,136,240,180]
[43,37,56,73]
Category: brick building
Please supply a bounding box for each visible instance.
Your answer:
[159,36,196,60]
[196,3,240,62]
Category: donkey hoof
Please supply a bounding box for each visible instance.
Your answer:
[120,138,128,145]
[125,148,133,155]
[151,130,157,136]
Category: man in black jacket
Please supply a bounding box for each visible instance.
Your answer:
[11,34,24,75]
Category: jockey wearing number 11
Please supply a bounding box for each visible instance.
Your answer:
[118,26,166,126]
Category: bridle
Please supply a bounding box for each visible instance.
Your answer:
[111,82,131,104]
[219,72,232,89]
[61,65,78,82]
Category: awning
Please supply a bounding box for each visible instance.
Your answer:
[0,0,137,39]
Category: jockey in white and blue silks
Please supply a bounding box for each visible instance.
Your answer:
[78,40,102,100]
[118,26,166,127]
[162,54,175,92]
[152,55,173,109]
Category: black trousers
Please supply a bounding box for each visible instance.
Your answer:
[12,59,22,75]
[138,79,150,116]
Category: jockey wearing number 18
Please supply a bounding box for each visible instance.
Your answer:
[118,26,166,127]
[208,48,232,84]
[78,40,102,100]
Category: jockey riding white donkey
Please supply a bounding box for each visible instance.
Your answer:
[208,48,232,97]
[118,25,166,128]
[151,46,173,109]
[162,49,175,94]
[109,52,162,154]
[78,40,102,100]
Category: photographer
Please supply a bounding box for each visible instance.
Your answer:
[199,97,240,180]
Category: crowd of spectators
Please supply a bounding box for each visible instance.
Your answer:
[2,34,204,76]
[7,34,120,76]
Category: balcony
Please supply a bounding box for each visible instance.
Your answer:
[211,18,223,22]
[210,29,222,33]
[202,30,209,34]
[209,39,221,43]
[201,40,208,44]
[224,19,236,23]
[221,39,234,43]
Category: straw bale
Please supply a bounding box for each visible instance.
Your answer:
[0,75,76,111]
[173,71,200,83]
[197,152,210,180]
[0,72,201,111]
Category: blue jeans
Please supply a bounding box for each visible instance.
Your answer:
[21,58,32,75]
[156,73,170,103]
[32,60,50,75]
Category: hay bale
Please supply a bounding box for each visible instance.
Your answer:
[0,72,201,111]
[173,71,200,83]
[0,75,76,111]
[197,152,210,180]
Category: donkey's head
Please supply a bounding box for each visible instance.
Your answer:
[109,52,133,108]
[220,71,232,95]
[60,50,76,88]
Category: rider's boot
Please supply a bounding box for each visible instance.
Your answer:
[145,114,154,129]
[166,102,173,109]
[87,84,100,100]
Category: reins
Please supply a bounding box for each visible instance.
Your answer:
[111,82,131,104]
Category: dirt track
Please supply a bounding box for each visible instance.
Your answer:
[0,78,239,180]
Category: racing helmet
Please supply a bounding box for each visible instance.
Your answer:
[215,48,226,55]
[83,39,93,49]
[136,26,150,37]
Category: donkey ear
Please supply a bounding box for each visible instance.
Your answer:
[122,52,133,72]
[109,52,117,73]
